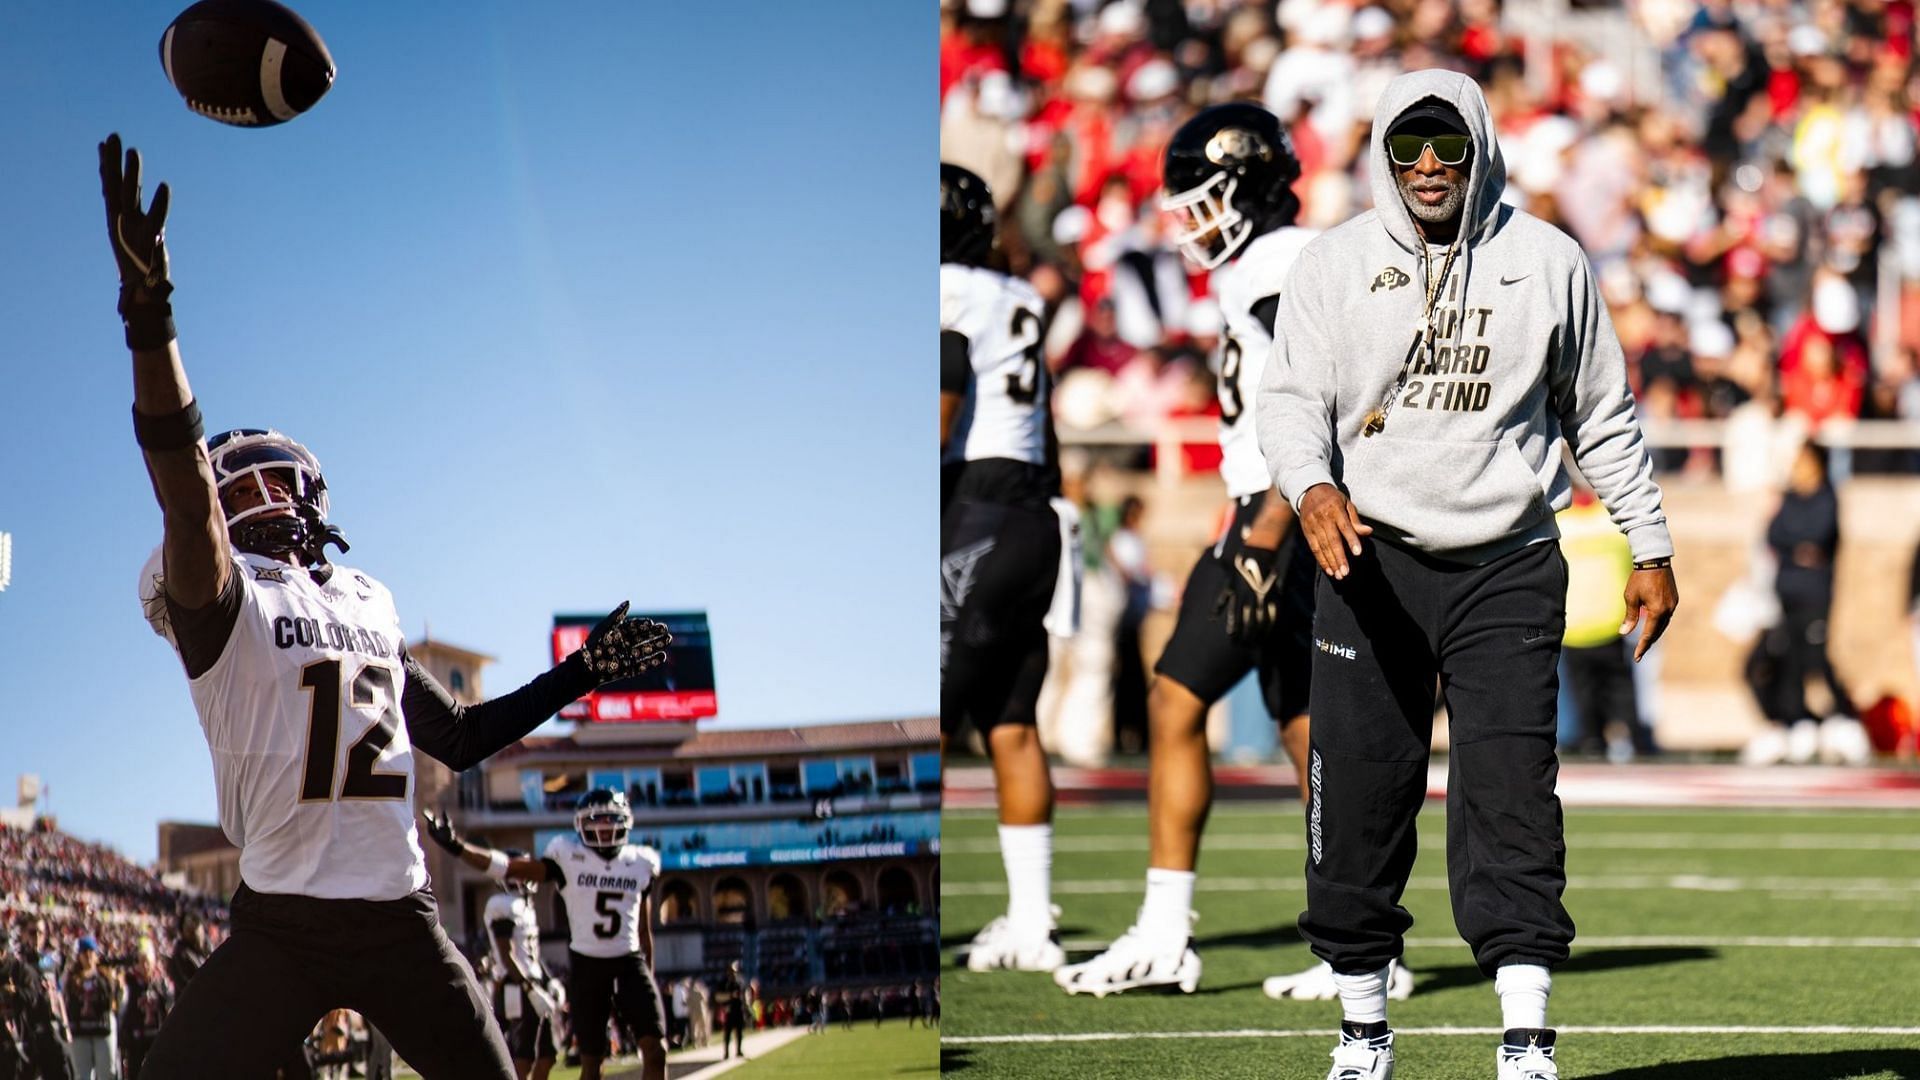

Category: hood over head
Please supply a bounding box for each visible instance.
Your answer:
[1368,69,1507,253]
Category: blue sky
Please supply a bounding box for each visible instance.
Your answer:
[0,4,930,860]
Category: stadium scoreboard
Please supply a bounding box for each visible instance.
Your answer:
[553,610,717,722]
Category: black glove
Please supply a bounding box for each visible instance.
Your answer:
[1213,544,1282,647]
[421,810,462,855]
[98,133,176,350]
[573,601,673,685]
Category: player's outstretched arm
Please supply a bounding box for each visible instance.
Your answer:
[102,133,229,610]
[401,602,672,771]
[639,893,656,973]
[421,810,550,884]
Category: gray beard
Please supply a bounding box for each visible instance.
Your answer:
[1397,172,1467,225]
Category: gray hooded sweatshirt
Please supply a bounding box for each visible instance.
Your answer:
[1254,69,1672,566]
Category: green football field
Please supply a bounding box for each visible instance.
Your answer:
[941,803,1920,1078]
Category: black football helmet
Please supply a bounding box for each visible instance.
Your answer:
[205,428,350,568]
[940,162,997,266]
[1161,103,1302,269]
[575,788,633,853]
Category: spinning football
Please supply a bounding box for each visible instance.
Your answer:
[159,0,334,127]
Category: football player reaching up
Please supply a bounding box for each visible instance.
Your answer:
[1051,105,1414,1002]
[941,163,1073,972]
[101,133,672,1080]
[483,858,561,1080]
[424,790,666,1080]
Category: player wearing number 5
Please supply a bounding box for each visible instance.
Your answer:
[424,791,668,1080]
[102,132,672,1080]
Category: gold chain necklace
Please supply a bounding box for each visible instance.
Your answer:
[1363,241,1458,437]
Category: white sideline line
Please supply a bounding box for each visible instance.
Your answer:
[942,1025,1920,1045]
[942,874,1920,898]
[950,934,1920,953]
[940,832,1920,854]
[944,805,1920,819]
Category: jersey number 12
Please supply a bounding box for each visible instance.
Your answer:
[298,659,410,802]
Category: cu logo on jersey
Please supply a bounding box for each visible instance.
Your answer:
[1370,267,1411,292]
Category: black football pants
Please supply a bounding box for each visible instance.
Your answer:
[139,884,514,1080]
[1300,538,1573,979]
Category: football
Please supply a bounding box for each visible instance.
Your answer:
[159,0,334,127]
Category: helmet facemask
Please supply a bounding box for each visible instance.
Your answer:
[575,790,634,854]
[1162,171,1250,270]
[206,430,348,567]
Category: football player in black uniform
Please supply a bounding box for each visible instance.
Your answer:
[940,163,1073,972]
[98,134,671,1080]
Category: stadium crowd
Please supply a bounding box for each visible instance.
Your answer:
[943,0,1920,764]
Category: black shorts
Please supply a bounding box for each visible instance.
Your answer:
[140,884,513,1080]
[566,951,664,1057]
[941,497,1061,734]
[1154,492,1316,721]
[492,982,557,1062]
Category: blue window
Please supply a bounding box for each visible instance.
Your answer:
[910,753,941,786]
[802,760,839,794]
[697,767,733,800]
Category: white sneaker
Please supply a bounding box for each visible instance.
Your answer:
[966,912,1066,973]
[1053,920,1201,997]
[1497,1031,1558,1079]
[1264,960,1414,1001]
[1786,718,1820,764]
[1326,1029,1394,1080]
[1740,726,1786,766]
[1818,715,1872,765]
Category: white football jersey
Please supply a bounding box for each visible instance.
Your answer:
[543,833,662,959]
[139,545,424,900]
[1210,226,1318,497]
[484,891,545,979]
[940,263,1048,468]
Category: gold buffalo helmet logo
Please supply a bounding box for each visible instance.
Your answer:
[1370,267,1412,292]
[1205,128,1270,166]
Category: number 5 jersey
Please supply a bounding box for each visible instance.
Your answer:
[541,834,663,958]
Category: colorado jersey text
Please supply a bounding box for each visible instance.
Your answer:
[139,546,423,900]
[543,834,663,959]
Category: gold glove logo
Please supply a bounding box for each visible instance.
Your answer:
[1232,554,1279,603]
[1369,266,1411,292]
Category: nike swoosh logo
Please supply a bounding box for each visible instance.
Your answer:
[1500,274,1529,285]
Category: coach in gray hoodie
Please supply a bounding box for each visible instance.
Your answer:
[1255,71,1678,1080]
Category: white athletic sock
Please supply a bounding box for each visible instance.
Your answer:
[998,823,1053,932]
[1139,868,1195,941]
[1495,963,1552,1031]
[1333,965,1391,1025]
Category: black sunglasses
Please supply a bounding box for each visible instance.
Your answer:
[1386,133,1471,167]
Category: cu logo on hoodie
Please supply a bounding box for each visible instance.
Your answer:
[1369,266,1411,292]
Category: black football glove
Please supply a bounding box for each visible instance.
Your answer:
[421,810,463,855]
[573,601,673,685]
[1213,544,1282,647]
[98,133,176,350]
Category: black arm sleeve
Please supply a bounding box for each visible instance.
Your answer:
[941,330,971,393]
[1250,294,1282,338]
[400,648,597,772]
[541,858,567,889]
[165,570,243,680]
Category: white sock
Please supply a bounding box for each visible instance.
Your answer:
[1495,963,1552,1031]
[1333,965,1391,1025]
[1139,868,1195,941]
[998,823,1053,931]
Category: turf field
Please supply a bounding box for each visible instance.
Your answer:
[722,1020,941,1078]
[941,802,1920,1078]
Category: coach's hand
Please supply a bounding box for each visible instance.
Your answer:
[1621,565,1679,662]
[421,810,463,855]
[574,601,673,685]
[1214,544,1281,646]
[98,134,176,348]
[1298,484,1371,580]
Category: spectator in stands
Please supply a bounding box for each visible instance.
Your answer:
[685,978,709,1049]
[117,940,170,1080]
[1745,442,1872,764]
[1106,495,1152,755]
[63,939,120,1080]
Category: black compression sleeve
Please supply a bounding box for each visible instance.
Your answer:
[541,858,567,888]
[400,648,597,772]
[165,571,243,680]
[1250,294,1281,338]
[941,330,971,393]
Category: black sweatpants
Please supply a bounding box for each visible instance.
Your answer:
[1301,538,1573,979]
[140,884,514,1080]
